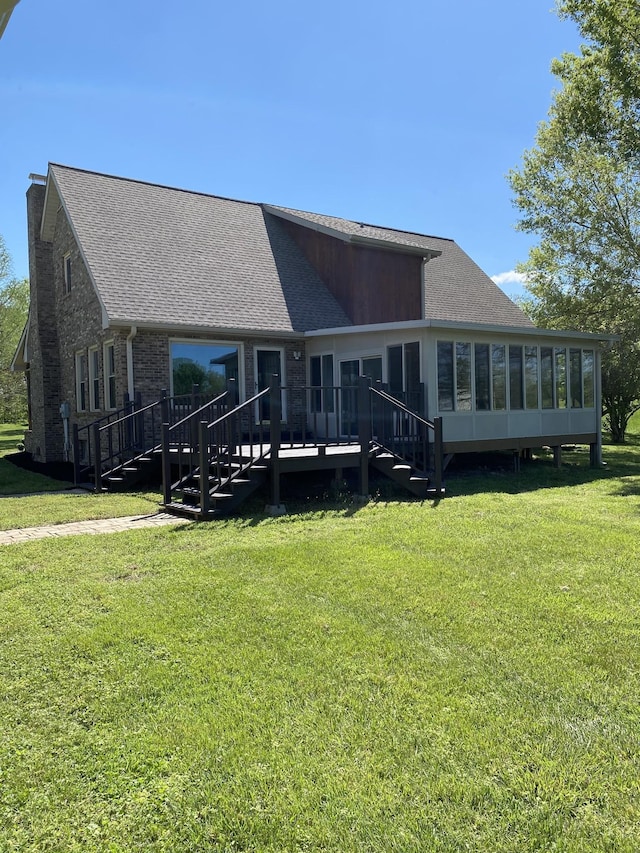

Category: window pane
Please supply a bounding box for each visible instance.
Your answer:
[555,347,567,409]
[171,342,238,397]
[509,345,523,410]
[90,349,100,410]
[475,344,490,410]
[404,342,421,411]
[322,354,334,413]
[310,356,321,413]
[492,344,506,410]
[387,345,403,397]
[525,346,538,409]
[437,341,454,411]
[541,347,553,409]
[570,349,582,408]
[583,350,595,407]
[456,342,472,411]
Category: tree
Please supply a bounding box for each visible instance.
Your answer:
[509,0,640,442]
[0,236,29,423]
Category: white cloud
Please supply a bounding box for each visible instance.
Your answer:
[490,270,528,287]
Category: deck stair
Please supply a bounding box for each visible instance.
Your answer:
[165,455,269,519]
[370,446,441,499]
[100,448,162,490]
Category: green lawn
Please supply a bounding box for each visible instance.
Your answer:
[1,423,640,850]
[0,423,162,527]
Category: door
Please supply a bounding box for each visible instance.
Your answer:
[255,347,285,422]
[339,356,382,437]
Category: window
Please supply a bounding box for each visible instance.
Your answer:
[437,341,454,411]
[63,254,72,294]
[456,342,472,411]
[509,346,524,410]
[104,342,117,410]
[525,346,539,409]
[170,341,240,398]
[75,351,88,412]
[583,350,595,407]
[555,347,567,409]
[570,348,583,408]
[541,347,554,409]
[88,346,100,411]
[310,353,334,413]
[491,344,506,410]
[475,344,490,410]
[388,342,421,410]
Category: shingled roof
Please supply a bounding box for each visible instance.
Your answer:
[46,165,351,334]
[43,164,533,333]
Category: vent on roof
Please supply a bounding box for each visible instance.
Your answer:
[28,173,47,184]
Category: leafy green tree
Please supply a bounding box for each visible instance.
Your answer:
[0,236,29,423]
[509,0,640,441]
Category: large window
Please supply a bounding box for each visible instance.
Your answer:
[525,346,539,409]
[509,346,524,410]
[456,343,472,411]
[310,353,334,413]
[75,351,88,412]
[555,347,567,409]
[541,347,554,409]
[492,344,507,410]
[583,350,595,407]
[170,341,240,397]
[388,342,421,410]
[474,344,490,411]
[437,342,454,411]
[570,348,583,408]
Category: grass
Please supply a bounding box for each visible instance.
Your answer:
[0,423,162,528]
[1,421,640,850]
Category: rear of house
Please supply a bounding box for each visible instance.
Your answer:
[14,164,606,485]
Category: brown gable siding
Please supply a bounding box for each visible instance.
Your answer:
[278,218,423,325]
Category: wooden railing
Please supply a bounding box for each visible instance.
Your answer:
[73,383,225,488]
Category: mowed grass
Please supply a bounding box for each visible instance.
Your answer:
[1,423,640,850]
[0,423,162,528]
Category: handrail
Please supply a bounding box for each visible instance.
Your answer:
[170,390,229,432]
[98,396,164,434]
[370,386,435,429]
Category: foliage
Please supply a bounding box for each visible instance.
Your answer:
[509,0,640,442]
[1,435,640,850]
[0,236,29,423]
[172,358,226,398]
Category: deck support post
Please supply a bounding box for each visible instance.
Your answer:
[433,416,443,495]
[160,390,169,426]
[357,375,372,500]
[72,423,80,484]
[135,390,143,450]
[92,422,101,493]
[266,374,286,515]
[199,420,210,516]
[553,445,562,468]
[513,451,521,473]
[161,422,171,507]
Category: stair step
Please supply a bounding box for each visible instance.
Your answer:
[105,476,125,483]
[210,492,233,500]
[409,476,430,483]
[392,464,412,472]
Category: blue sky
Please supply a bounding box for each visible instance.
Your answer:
[0,0,581,299]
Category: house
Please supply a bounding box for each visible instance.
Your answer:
[13,164,607,514]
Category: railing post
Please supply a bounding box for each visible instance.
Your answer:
[92,422,101,493]
[161,421,172,507]
[434,416,443,495]
[72,423,81,484]
[268,374,282,511]
[135,391,143,449]
[357,375,372,499]
[227,377,237,409]
[199,420,210,516]
[190,384,200,450]
[160,389,169,426]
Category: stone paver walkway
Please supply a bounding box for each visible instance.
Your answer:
[0,512,190,546]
